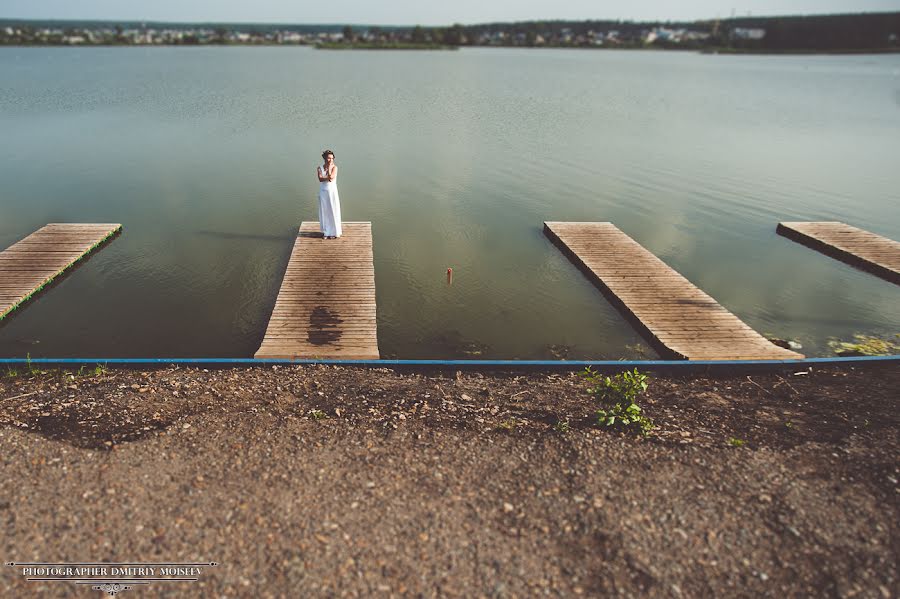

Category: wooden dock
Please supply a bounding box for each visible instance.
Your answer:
[544,222,803,361]
[0,223,122,321]
[255,222,379,359]
[777,221,900,285]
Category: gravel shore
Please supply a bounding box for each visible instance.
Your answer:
[1,363,897,597]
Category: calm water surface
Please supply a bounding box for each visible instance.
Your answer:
[1,47,898,358]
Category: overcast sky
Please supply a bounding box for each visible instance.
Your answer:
[2,0,897,26]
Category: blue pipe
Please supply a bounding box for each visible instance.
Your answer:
[0,356,897,367]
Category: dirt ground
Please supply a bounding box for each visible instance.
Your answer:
[0,362,897,597]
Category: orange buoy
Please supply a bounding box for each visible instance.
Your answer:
[446,267,453,285]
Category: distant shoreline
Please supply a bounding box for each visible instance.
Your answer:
[1,43,898,55]
[315,41,457,50]
[4,12,898,55]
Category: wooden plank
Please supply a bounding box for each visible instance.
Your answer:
[254,222,379,359]
[544,221,803,361]
[0,223,122,320]
[777,221,900,285]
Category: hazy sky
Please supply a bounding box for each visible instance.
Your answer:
[2,0,897,26]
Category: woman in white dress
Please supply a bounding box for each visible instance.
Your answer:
[317,150,342,239]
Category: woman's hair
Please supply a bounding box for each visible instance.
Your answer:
[322,150,335,160]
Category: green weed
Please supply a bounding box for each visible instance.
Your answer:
[496,419,517,431]
[828,333,899,356]
[580,367,654,436]
[25,353,45,376]
[308,409,328,420]
[728,437,745,447]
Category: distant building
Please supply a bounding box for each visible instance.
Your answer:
[732,28,766,40]
[684,31,711,41]
[658,27,683,42]
[279,32,303,43]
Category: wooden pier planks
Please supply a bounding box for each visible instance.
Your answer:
[0,223,122,320]
[544,222,803,361]
[777,221,900,285]
[255,222,379,359]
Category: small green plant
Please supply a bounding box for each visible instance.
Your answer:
[92,363,106,377]
[828,333,899,356]
[25,353,44,376]
[496,419,516,431]
[728,437,745,447]
[308,409,328,420]
[784,421,794,429]
[554,419,570,433]
[5,367,18,378]
[580,367,654,436]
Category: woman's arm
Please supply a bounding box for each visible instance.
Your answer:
[317,166,327,182]
[327,165,337,181]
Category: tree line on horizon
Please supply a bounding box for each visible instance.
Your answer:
[444,12,900,50]
[2,12,898,51]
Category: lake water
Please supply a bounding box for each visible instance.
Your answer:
[1,47,898,359]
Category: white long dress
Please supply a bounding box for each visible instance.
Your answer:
[317,165,342,238]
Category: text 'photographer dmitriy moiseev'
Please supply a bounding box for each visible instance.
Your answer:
[5,561,218,595]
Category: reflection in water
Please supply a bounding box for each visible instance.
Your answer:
[1,47,898,358]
